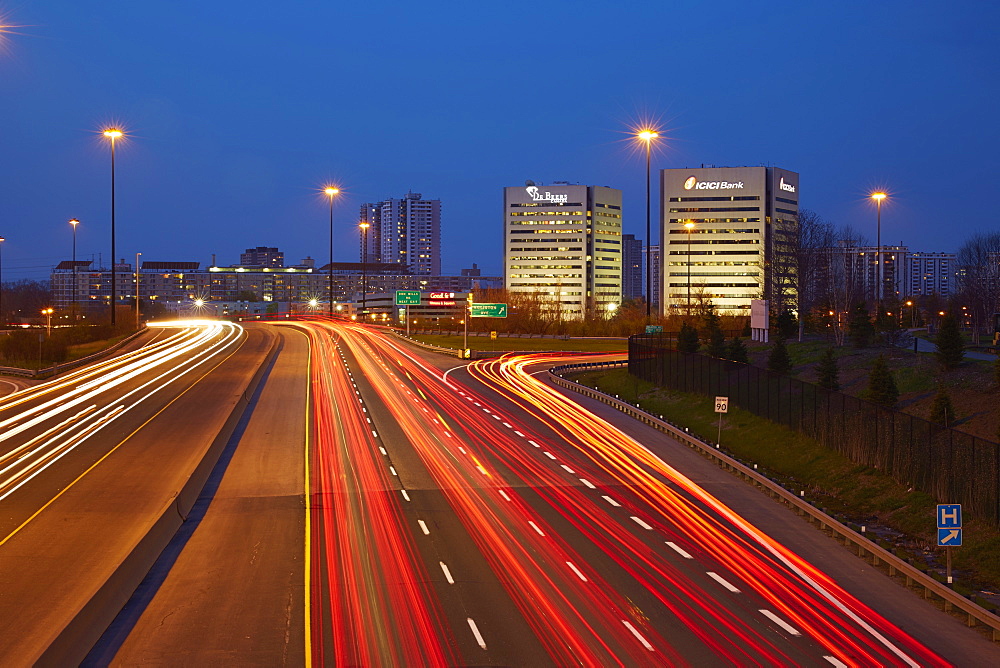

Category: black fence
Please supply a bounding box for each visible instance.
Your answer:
[628,335,1000,528]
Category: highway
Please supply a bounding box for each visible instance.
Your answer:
[8,318,999,664]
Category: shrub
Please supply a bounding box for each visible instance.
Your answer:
[865,355,899,408]
[816,347,840,391]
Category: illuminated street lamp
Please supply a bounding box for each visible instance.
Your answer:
[324,186,340,317]
[42,307,53,336]
[135,251,142,329]
[359,221,370,315]
[0,235,5,326]
[69,219,80,321]
[870,191,887,308]
[102,127,124,326]
[684,220,695,316]
[635,127,660,320]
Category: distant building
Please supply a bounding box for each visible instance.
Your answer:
[825,244,909,304]
[359,191,441,275]
[503,182,623,319]
[648,245,661,310]
[621,234,643,302]
[905,251,955,298]
[461,263,482,277]
[239,246,284,268]
[659,166,799,314]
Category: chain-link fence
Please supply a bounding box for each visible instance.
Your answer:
[628,334,1000,527]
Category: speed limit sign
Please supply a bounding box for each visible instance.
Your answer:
[715,397,729,413]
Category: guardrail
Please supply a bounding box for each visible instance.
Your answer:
[0,327,148,380]
[548,361,1000,643]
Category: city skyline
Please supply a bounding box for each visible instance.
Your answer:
[1,2,997,282]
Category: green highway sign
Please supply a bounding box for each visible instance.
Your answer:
[395,290,421,306]
[645,325,663,334]
[470,303,508,318]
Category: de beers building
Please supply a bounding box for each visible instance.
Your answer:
[504,183,623,319]
[659,167,799,315]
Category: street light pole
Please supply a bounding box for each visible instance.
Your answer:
[636,128,659,321]
[135,251,141,329]
[69,219,79,322]
[685,221,695,317]
[324,186,339,317]
[360,221,370,316]
[103,128,123,326]
[871,192,887,312]
[0,235,5,326]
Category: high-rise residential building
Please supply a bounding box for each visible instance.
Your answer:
[648,244,661,310]
[621,234,644,302]
[905,252,955,298]
[824,244,909,304]
[240,246,284,268]
[660,167,799,315]
[359,191,441,275]
[503,182,623,319]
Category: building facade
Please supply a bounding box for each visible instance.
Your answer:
[905,252,955,298]
[503,182,623,319]
[239,246,284,268]
[621,233,644,302]
[660,167,799,315]
[359,191,441,275]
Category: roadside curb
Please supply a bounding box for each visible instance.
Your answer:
[37,326,281,666]
[549,360,1000,644]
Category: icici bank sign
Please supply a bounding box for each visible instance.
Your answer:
[683,176,744,190]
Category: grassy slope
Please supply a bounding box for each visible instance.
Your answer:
[408,333,627,353]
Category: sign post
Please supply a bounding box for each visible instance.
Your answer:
[714,396,728,447]
[395,291,421,337]
[936,504,962,585]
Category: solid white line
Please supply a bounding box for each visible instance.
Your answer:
[824,657,849,668]
[630,516,653,530]
[759,609,801,636]
[467,618,487,650]
[400,489,411,502]
[543,451,556,460]
[440,562,455,584]
[498,489,511,501]
[707,571,741,593]
[602,495,621,507]
[528,521,545,536]
[418,520,430,535]
[621,620,654,651]
[579,478,596,489]
[566,561,588,582]
[561,464,575,474]
[665,541,693,559]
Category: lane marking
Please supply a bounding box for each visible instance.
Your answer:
[566,561,588,582]
[631,516,653,530]
[440,561,455,584]
[514,430,525,437]
[400,489,411,502]
[379,447,387,456]
[824,657,849,668]
[467,618,487,650]
[622,620,654,651]
[389,466,398,476]
[459,446,467,454]
[543,451,556,460]
[528,521,545,536]
[371,430,378,437]
[418,520,430,535]
[665,541,693,559]
[706,571,741,593]
[560,464,575,474]
[602,495,620,507]
[528,440,540,448]
[759,609,801,636]
[498,489,511,501]
[579,478,596,489]
[502,422,512,428]
[476,465,488,475]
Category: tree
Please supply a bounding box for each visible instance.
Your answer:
[725,336,749,364]
[816,347,840,391]
[929,385,955,427]
[703,311,726,357]
[774,308,797,340]
[934,313,965,370]
[956,232,1000,345]
[767,337,793,375]
[677,321,699,353]
[994,357,1000,390]
[848,303,875,348]
[794,209,836,341]
[865,355,898,408]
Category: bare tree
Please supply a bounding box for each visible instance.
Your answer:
[794,209,835,341]
[820,224,870,346]
[956,232,1000,345]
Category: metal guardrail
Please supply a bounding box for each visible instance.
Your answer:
[548,361,1000,643]
[0,328,148,380]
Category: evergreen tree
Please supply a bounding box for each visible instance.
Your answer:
[677,321,700,353]
[816,347,840,391]
[767,337,793,375]
[848,303,875,348]
[994,357,1000,390]
[775,308,797,340]
[929,385,955,427]
[865,355,899,408]
[703,312,726,357]
[725,336,749,364]
[741,318,752,337]
[934,314,965,370]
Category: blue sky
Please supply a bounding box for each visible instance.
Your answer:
[1,0,996,281]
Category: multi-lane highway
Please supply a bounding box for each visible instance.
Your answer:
[4,317,999,665]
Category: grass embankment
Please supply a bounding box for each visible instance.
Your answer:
[408,333,627,353]
[572,366,1000,606]
[66,333,132,362]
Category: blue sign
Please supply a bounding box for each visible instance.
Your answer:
[936,504,962,529]
[938,528,963,547]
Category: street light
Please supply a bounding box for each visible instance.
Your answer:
[684,220,695,316]
[635,127,660,320]
[69,219,79,322]
[0,235,5,326]
[42,307,53,337]
[135,251,141,329]
[870,191,887,309]
[359,221,370,315]
[102,127,124,326]
[324,186,340,317]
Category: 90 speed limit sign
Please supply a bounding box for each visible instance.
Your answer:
[714,397,729,413]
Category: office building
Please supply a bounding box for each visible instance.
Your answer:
[622,234,644,302]
[239,246,284,268]
[504,182,622,319]
[359,191,441,275]
[660,167,798,314]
